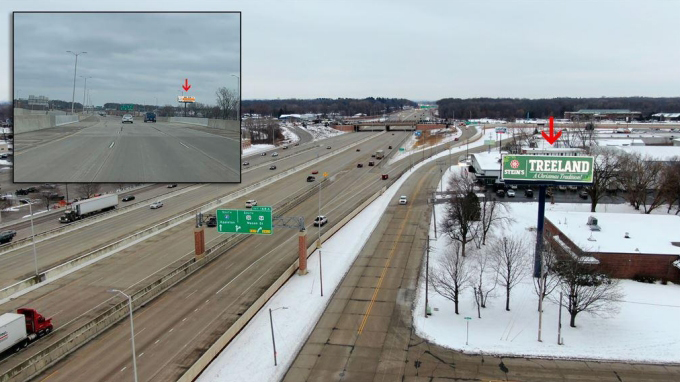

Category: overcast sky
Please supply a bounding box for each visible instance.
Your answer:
[2,0,680,102]
[12,12,239,107]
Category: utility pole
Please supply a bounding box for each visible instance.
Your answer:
[421,237,435,317]
[558,292,564,345]
[318,177,323,296]
[67,51,87,115]
[81,76,92,113]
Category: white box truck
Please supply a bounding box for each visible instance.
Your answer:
[59,194,118,223]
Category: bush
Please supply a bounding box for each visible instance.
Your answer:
[632,274,657,284]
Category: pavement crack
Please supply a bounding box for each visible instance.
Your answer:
[613,370,623,382]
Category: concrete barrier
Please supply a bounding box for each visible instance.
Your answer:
[168,117,209,126]
[207,119,239,131]
[13,114,79,133]
[54,115,78,126]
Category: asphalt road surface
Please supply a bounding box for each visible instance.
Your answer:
[14,116,241,183]
[16,130,417,381]
[284,150,680,382]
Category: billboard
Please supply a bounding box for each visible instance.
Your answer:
[501,155,594,184]
[177,96,196,103]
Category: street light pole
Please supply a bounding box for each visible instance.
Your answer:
[231,74,241,138]
[28,202,38,276]
[269,306,288,366]
[67,51,86,115]
[81,76,92,114]
[108,289,138,382]
[318,178,323,297]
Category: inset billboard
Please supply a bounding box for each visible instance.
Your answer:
[501,155,594,184]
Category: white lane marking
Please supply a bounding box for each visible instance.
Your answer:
[154,339,160,345]
[109,142,115,149]
[120,367,127,372]
[185,290,197,299]
[182,318,187,322]
[130,327,146,340]
[180,142,190,149]
[205,299,210,304]
[139,352,145,358]
[168,328,174,333]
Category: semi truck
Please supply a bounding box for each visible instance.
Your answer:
[375,150,385,159]
[59,194,118,223]
[0,308,53,354]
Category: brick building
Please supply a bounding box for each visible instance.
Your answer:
[544,211,680,282]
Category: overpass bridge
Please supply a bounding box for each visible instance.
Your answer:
[334,122,451,132]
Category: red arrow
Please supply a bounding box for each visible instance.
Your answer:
[541,116,562,145]
[182,79,191,92]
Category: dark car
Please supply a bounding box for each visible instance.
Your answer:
[496,189,506,197]
[205,214,217,227]
[326,146,331,149]
[242,161,250,166]
[307,176,316,182]
[0,230,17,244]
[579,190,589,199]
[122,195,135,202]
[261,152,267,156]
[167,184,178,188]
[356,148,360,152]
[525,189,534,197]
[388,146,392,149]
[15,188,29,196]
[269,165,277,170]
[357,163,363,168]
[368,161,375,166]
[144,112,156,123]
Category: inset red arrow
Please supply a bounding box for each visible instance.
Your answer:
[541,116,562,145]
[182,79,191,92]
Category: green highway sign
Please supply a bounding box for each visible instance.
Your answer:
[501,155,594,184]
[216,206,273,235]
[484,140,495,145]
[120,104,134,111]
[399,147,405,152]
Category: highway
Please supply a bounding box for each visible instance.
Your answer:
[0,129,434,381]
[284,141,680,382]
[13,116,241,183]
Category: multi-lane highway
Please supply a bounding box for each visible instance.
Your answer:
[1,128,451,381]
[14,116,241,183]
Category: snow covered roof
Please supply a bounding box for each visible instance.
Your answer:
[471,151,504,172]
[552,235,600,264]
[611,146,680,161]
[652,113,680,118]
[594,139,645,147]
[546,211,680,256]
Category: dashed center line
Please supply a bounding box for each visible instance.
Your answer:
[109,141,115,148]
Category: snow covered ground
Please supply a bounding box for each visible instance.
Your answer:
[279,124,300,144]
[413,166,680,363]
[296,122,345,141]
[243,144,275,157]
[197,130,488,382]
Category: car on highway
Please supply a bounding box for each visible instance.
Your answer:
[283,145,288,149]
[525,189,534,197]
[311,170,318,174]
[245,200,257,208]
[307,176,316,182]
[454,137,459,141]
[368,161,374,166]
[121,195,135,202]
[294,142,299,146]
[150,201,163,209]
[356,148,360,152]
[242,161,250,166]
[388,145,392,149]
[122,114,134,124]
[381,174,389,180]
[261,152,267,156]
[371,154,376,158]
[313,215,328,227]
[272,152,279,157]
[0,230,17,244]
[269,165,277,170]
[144,112,156,123]
[167,184,177,188]
[357,163,363,168]
[507,189,516,197]
[326,146,331,149]
[399,195,407,205]
[205,214,217,227]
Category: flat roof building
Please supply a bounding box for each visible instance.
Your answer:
[564,109,642,122]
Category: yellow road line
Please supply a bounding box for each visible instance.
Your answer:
[39,370,58,382]
[357,167,434,335]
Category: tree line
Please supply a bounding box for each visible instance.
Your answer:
[436,97,680,120]
[241,97,418,118]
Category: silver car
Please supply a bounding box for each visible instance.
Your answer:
[122,114,134,124]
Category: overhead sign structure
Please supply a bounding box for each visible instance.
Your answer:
[501,155,594,184]
[177,96,196,103]
[120,104,134,111]
[216,206,272,235]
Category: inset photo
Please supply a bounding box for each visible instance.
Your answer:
[13,12,241,183]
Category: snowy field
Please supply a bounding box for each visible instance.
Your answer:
[243,144,275,157]
[413,167,680,364]
[279,124,300,143]
[298,122,346,141]
[197,130,489,382]
[387,127,466,165]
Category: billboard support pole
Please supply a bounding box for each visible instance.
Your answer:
[533,185,546,278]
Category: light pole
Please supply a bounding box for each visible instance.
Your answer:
[318,176,323,296]
[28,202,38,276]
[67,51,86,115]
[108,289,138,382]
[269,306,288,366]
[81,76,92,114]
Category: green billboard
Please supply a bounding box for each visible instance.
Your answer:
[501,155,594,183]
[216,206,272,235]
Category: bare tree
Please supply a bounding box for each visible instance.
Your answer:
[618,153,665,213]
[533,235,561,311]
[431,242,470,315]
[660,158,680,214]
[551,258,623,327]
[469,248,497,318]
[490,235,529,311]
[440,175,480,257]
[585,147,622,212]
[478,195,510,247]
[76,183,101,199]
[216,87,238,120]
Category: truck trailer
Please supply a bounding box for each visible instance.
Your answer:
[59,194,118,223]
[0,308,53,354]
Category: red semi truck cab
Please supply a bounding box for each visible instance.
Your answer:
[17,308,53,336]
